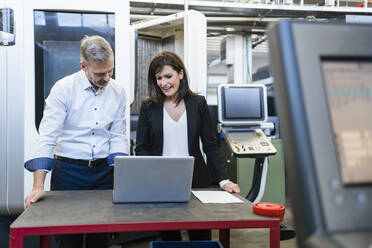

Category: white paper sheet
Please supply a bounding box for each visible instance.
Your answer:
[192,191,244,203]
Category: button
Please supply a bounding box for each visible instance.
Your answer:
[96,122,98,125]
[329,179,341,189]
[94,108,97,111]
[332,194,343,205]
[255,131,262,137]
[355,192,367,204]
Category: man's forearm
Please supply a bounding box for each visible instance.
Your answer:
[33,170,47,189]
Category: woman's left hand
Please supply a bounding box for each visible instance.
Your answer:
[222,182,240,194]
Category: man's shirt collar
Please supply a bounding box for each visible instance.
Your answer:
[79,70,105,94]
[79,70,92,90]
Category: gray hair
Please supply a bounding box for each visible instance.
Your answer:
[80,35,114,65]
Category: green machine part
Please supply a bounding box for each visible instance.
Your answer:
[221,139,286,205]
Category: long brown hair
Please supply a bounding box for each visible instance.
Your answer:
[147,51,196,105]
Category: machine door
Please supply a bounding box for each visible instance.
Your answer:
[33,11,116,131]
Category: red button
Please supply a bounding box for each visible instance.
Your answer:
[253,202,285,222]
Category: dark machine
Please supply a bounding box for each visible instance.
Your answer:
[269,20,372,247]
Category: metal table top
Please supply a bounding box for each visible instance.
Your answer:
[11,189,274,228]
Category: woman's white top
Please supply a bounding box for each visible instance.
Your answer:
[162,108,189,156]
[162,107,230,188]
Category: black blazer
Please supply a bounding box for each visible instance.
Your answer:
[135,95,229,188]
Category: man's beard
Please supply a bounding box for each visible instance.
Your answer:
[90,79,109,89]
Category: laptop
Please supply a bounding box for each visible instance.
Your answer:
[113,156,194,203]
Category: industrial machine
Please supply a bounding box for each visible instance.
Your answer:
[217,84,278,203]
[217,83,296,240]
[269,20,372,247]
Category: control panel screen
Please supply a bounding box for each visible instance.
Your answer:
[322,59,372,185]
[223,87,263,120]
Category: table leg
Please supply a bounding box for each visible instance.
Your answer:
[39,235,50,248]
[219,229,230,248]
[9,230,23,248]
[270,225,280,248]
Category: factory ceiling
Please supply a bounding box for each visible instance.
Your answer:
[130,0,372,34]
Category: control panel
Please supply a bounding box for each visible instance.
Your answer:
[222,129,277,157]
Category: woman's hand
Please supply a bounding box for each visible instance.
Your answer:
[222,182,240,194]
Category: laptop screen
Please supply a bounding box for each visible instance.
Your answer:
[113,156,194,203]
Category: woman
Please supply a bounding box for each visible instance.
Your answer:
[136,51,240,241]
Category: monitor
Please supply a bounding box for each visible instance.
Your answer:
[322,59,372,186]
[269,20,372,248]
[217,84,268,126]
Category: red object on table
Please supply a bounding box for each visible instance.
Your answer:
[253,202,285,222]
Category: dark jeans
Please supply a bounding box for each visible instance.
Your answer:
[51,160,113,190]
[51,160,113,248]
[159,230,212,241]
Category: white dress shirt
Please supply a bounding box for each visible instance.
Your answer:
[31,70,129,168]
[162,108,189,156]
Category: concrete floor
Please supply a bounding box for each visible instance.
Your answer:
[114,208,298,248]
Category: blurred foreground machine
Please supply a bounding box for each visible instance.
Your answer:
[269,20,372,247]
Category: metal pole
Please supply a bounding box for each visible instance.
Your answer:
[184,0,189,11]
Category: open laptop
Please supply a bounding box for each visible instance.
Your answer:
[113,156,194,203]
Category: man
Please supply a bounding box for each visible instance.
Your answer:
[24,35,129,247]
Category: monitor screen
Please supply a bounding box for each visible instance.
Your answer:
[224,87,262,119]
[218,85,266,125]
[322,59,372,185]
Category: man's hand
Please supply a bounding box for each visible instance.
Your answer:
[25,170,47,208]
[25,187,45,208]
[222,182,240,194]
